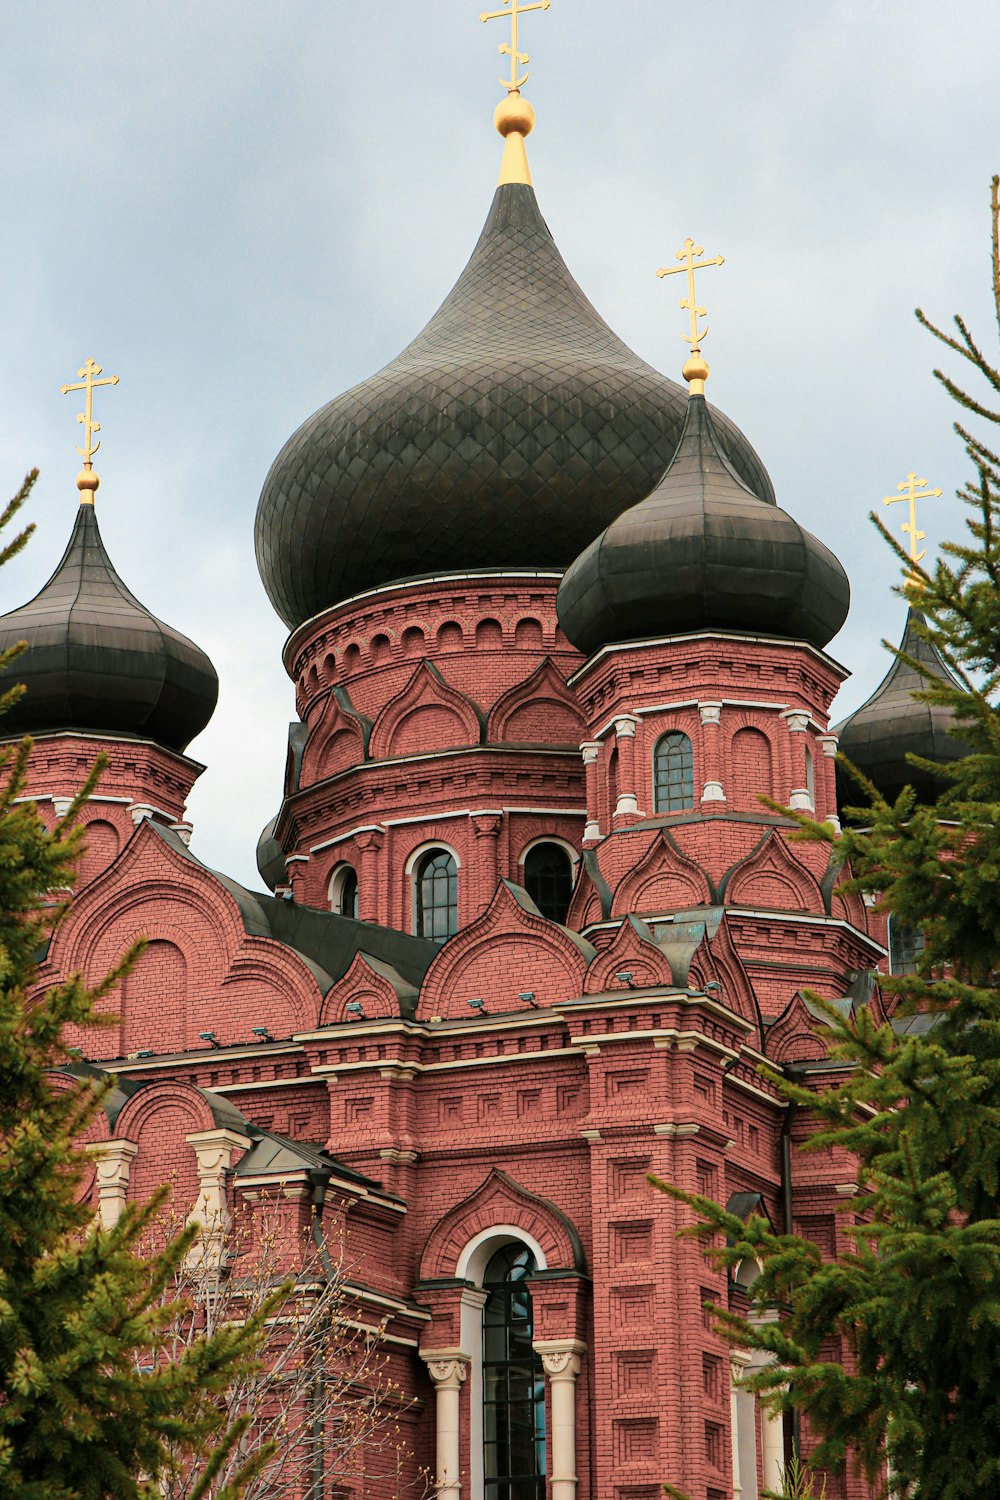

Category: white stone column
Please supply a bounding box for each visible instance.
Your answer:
[86,1139,139,1229]
[730,1350,750,1500]
[534,1338,586,1500]
[580,743,602,842]
[761,1400,785,1493]
[818,733,841,833]
[783,712,813,811]
[185,1127,251,1266]
[613,716,640,818]
[422,1351,469,1498]
[699,701,727,804]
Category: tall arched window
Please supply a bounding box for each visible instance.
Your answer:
[522,842,574,924]
[414,849,458,941]
[482,1244,546,1500]
[653,731,694,813]
[889,918,925,976]
[330,864,358,919]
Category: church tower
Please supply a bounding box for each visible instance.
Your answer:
[0,360,218,882]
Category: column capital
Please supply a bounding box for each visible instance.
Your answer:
[698,701,724,726]
[781,710,810,733]
[421,1349,470,1389]
[614,715,639,738]
[533,1336,587,1378]
[579,741,601,765]
[470,810,503,839]
[818,733,840,757]
[86,1138,139,1170]
[353,825,386,852]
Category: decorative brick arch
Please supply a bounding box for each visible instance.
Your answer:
[566,850,613,929]
[686,914,763,1042]
[40,821,325,1056]
[415,880,594,1020]
[419,1169,586,1280]
[584,915,674,994]
[319,950,414,1024]
[300,690,369,785]
[765,992,829,1064]
[487,657,586,746]
[721,828,824,913]
[612,829,715,918]
[369,660,484,760]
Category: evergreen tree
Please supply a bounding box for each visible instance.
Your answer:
[653,177,1000,1500]
[0,470,279,1500]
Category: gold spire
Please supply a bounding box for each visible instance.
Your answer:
[883,471,943,578]
[656,238,726,396]
[59,357,120,504]
[480,0,551,188]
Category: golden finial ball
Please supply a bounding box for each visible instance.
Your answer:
[494,92,535,139]
[76,468,100,496]
[682,355,710,387]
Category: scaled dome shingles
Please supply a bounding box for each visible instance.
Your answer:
[555,395,851,655]
[0,504,218,754]
[255,182,776,630]
[836,608,972,807]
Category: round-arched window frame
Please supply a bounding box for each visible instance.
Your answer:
[414,848,458,941]
[482,1243,546,1500]
[329,864,359,920]
[653,730,695,813]
[521,841,575,924]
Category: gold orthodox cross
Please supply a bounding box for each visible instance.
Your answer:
[657,238,726,356]
[480,0,551,93]
[60,358,120,469]
[883,471,943,569]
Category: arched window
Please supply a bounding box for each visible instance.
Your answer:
[329,864,359,919]
[522,842,574,925]
[482,1244,546,1500]
[415,849,458,941]
[889,918,925,977]
[653,731,694,813]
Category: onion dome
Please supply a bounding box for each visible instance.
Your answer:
[555,392,851,655]
[0,499,218,753]
[835,608,972,805]
[255,106,775,630]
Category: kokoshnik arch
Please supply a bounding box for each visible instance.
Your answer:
[0,8,966,1497]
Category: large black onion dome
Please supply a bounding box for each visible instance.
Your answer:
[255,183,776,629]
[555,394,850,655]
[0,504,218,753]
[836,608,972,806]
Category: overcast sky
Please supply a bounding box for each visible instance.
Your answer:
[2,1,997,887]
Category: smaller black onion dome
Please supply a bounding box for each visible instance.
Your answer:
[555,394,850,656]
[256,816,287,892]
[835,608,972,807]
[0,503,218,753]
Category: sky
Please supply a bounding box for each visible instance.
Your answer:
[1,0,997,888]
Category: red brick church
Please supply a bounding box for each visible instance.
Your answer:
[0,67,958,1500]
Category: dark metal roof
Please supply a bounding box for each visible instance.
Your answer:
[149,822,438,994]
[836,607,972,807]
[0,504,218,752]
[555,394,850,655]
[255,182,776,630]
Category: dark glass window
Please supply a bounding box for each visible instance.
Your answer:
[890,921,925,977]
[415,849,458,941]
[653,731,694,813]
[334,866,358,919]
[523,843,574,924]
[483,1244,546,1500]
